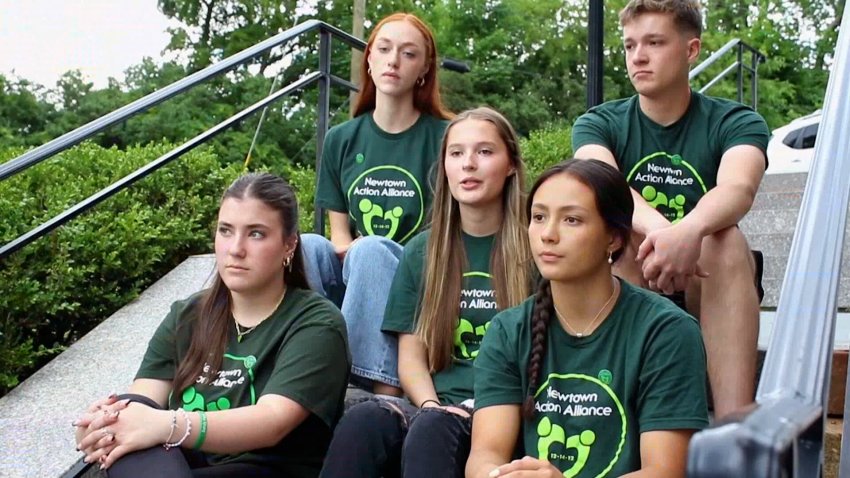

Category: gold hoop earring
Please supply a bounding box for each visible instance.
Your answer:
[417,77,425,87]
[367,66,372,75]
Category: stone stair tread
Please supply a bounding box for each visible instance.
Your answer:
[758,172,809,193]
[0,254,216,478]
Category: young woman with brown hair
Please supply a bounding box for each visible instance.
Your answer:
[467,159,709,478]
[73,173,350,477]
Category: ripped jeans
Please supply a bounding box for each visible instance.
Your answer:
[319,397,472,478]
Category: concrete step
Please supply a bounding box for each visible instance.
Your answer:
[746,233,793,260]
[751,190,804,211]
[761,250,850,280]
[760,277,850,309]
[0,254,217,478]
[740,208,801,237]
[759,172,809,193]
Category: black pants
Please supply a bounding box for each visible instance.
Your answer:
[319,398,472,478]
[106,394,276,478]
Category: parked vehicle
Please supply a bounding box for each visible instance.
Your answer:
[765,110,820,175]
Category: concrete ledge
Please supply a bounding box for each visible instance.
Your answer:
[0,254,215,478]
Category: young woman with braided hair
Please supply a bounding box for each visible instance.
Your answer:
[467,159,709,478]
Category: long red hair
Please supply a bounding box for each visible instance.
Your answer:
[353,13,452,120]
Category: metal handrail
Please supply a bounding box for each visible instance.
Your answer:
[689,38,766,109]
[688,3,850,477]
[0,73,321,259]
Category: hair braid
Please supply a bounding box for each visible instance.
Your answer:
[523,279,553,419]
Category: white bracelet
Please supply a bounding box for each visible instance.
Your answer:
[164,409,192,450]
[163,409,177,445]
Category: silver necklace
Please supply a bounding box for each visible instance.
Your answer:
[554,278,619,338]
[234,286,287,343]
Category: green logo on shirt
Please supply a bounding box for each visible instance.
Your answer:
[454,271,495,360]
[179,354,258,411]
[358,199,404,238]
[537,417,597,478]
[347,165,424,242]
[626,152,707,223]
[532,373,627,476]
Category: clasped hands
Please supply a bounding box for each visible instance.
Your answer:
[636,222,708,295]
[73,394,166,470]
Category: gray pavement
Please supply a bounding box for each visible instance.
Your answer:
[0,254,216,478]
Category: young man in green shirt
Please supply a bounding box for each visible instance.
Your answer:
[572,0,769,418]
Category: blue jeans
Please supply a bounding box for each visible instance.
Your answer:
[319,398,472,478]
[301,234,403,387]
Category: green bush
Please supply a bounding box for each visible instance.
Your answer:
[520,122,573,183]
[0,143,240,394]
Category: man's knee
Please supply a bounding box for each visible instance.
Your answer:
[701,227,754,276]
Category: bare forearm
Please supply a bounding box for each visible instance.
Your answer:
[399,360,439,406]
[631,187,671,236]
[328,210,354,249]
[466,449,507,478]
[173,401,305,453]
[398,334,439,406]
[680,184,756,237]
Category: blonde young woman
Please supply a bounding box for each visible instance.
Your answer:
[319,107,533,478]
[467,160,709,478]
[302,12,451,396]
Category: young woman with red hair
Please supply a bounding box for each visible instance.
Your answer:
[302,12,451,397]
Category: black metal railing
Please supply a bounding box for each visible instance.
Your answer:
[689,38,766,110]
[0,20,468,260]
[688,4,850,477]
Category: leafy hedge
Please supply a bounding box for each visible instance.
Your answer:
[520,121,573,182]
[0,143,240,394]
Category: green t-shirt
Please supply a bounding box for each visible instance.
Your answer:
[572,91,769,223]
[136,287,350,477]
[315,113,448,244]
[382,230,497,405]
[474,280,708,477]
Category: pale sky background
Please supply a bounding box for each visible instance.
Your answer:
[0,0,174,89]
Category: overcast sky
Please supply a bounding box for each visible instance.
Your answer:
[0,0,173,88]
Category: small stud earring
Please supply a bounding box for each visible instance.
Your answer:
[607,251,613,264]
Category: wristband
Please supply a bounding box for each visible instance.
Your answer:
[193,411,208,449]
[420,399,441,408]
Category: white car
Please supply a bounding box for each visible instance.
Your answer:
[765,110,820,175]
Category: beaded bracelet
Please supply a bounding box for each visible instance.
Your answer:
[192,411,208,450]
[163,410,178,445]
[164,409,192,450]
[419,399,441,408]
